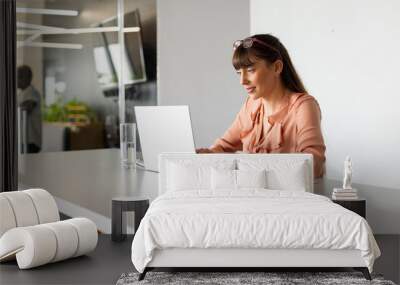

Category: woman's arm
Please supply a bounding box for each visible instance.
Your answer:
[209,113,243,153]
[295,99,326,178]
[203,101,249,153]
[196,116,243,153]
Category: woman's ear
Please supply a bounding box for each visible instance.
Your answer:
[274,60,283,75]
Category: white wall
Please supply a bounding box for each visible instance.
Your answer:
[251,0,400,191]
[157,0,250,147]
[157,0,399,233]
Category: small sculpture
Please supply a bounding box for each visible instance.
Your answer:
[342,156,353,190]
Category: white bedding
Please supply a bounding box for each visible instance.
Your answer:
[131,190,380,273]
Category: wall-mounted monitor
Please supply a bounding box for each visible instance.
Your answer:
[93,9,146,97]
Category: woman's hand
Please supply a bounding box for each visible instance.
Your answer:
[196,148,214,154]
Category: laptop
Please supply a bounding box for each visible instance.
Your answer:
[134,105,196,172]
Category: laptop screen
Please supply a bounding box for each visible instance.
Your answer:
[135,105,196,172]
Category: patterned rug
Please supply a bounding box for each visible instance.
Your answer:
[116,271,396,285]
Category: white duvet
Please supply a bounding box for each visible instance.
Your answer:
[131,190,380,273]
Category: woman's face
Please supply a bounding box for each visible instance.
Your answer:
[236,59,282,100]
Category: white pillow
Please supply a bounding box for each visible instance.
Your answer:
[238,159,308,191]
[211,168,267,190]
[166,159,235,191]
[266,161,307,191]
[211,168,236,189]
[236,169,267,189]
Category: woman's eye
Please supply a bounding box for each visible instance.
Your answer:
[247,68,255,73]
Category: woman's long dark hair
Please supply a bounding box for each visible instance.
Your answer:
[232,34,307,94]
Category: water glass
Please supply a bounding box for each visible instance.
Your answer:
[120,123,136,169]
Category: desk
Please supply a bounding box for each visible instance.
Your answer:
[18,150,400,235]
[18,149,159,233]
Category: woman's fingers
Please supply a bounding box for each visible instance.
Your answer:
[196,148,213,153]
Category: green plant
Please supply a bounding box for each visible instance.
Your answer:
[43,98,97,123]
[43,98,67,122]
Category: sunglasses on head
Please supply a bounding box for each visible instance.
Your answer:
[233,37,281,57]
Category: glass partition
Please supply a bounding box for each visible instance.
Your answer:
[16,0,153,153]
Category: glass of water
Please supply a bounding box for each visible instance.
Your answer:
[120,123,136,169]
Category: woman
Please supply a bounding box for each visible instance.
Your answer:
[197,34,326,178]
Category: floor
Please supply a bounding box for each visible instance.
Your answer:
[0,235,133,285]
[0,235,398,285]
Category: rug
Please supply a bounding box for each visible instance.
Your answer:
[116,271,396,285]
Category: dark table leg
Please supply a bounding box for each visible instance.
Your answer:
[133,201,149,233]
[112,199,149,242]
[112,201,126,242]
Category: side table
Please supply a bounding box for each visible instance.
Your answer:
[112,197,149,242]
[332,198,366,218]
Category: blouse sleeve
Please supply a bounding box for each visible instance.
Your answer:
[209,102,247,153]
[295,99,326,178]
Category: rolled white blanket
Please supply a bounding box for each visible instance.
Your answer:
[0,189,59,237]
[1,191,40,228]
[0,196,17,237]
[0,218,98,269]
[24,188,60,224]
[64,218,98,257]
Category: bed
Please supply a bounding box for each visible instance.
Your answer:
[131,153,380,280]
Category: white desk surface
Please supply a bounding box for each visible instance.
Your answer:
[18,149,159,233]
[17,149,400,234]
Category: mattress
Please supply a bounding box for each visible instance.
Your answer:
[131,189,380,273]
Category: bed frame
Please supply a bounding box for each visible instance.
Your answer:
[139,248,371,280]
[137,154,372,281]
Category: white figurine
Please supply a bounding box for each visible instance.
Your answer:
[342,156,353,190]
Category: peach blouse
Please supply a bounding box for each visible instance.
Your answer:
[210,93,326,178]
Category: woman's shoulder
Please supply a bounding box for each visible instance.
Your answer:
[288,93,322,123]
[289,93,320,112]
[239,96,262,116]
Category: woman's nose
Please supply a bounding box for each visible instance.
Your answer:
[240,72,249,85]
